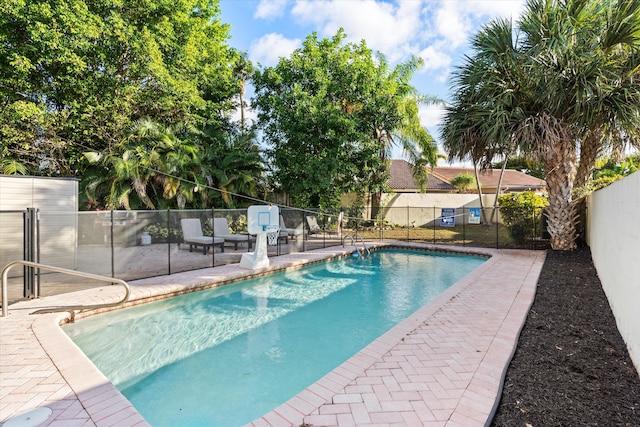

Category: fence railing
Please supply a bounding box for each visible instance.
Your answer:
[0,205,550,306]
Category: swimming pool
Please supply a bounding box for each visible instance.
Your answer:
[64,249,486,426]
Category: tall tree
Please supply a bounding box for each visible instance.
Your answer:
[231,51,255,135]
[252,29,438,208]
[0,0,239,177]
[198,124,265,208]
[442,0,640,250]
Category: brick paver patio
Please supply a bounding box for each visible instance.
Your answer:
[0,242,545,427]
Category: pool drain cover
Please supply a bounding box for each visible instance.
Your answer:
[3,407,52,427]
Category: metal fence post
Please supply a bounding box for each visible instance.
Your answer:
[433,206,436,245]
[109,210,115,278]
[462,207,466,247]
[23,208,39,298]
[211,207,216,265]
[301,209,306,253]
[496,207,500,249]
[167,209,172,274]
[406,206,409,242]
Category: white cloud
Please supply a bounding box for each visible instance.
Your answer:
[291,0,424,59]
[464,0,526,20]
[249,33,301,67]
[431,0,526,49]
[419,104,446,129]
[243,0,527,106]
[433,2,471,49]
[281,1,525,75]
[418,44,451,72]
[254,0,290,20]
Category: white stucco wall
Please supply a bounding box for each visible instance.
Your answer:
[0,175,79,271]
[587,171,640,370]
[342,193,498,226]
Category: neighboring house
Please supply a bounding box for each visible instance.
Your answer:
[388,160,546,194]
[342,160,546,225]
[388,160,455,193]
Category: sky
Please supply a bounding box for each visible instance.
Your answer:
[219,0,527,161]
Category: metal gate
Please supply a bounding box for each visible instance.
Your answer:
[23,207,40,298]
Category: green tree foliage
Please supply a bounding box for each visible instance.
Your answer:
[498,191,548,244]
[0,0,239,177]
[198,125,266,208]
[573,153,640,198]
[450,173,477,193]
[82,119,205,210]
[252,29,438,208]
[593,155,639,180]
[81,120,265,210]
[442,0,640,250]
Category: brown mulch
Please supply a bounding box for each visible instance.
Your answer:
[491,247,640,426]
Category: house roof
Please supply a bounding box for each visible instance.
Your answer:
[388,160,546,192]
[388,160,454,191]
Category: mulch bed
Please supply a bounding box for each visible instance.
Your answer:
[491,247,640,426]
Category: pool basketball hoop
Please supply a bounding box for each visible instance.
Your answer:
[239,205,280,270]
[265,225,280,246]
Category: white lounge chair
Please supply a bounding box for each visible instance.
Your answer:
[279,215,305,241]
[211,217,253,250]
[180,218,224,254]
[306,215,322,235]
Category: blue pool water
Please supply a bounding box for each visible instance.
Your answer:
[64,249,485,426]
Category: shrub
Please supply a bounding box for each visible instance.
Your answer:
[345,193,365,229]
[227,214,248,233]
[498,192,548,243]
[144,223,183,243]
[450,173,477,192]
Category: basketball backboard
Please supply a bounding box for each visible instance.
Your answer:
[246,205,280,234]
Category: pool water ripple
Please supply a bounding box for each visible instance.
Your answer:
[64,249,485,426]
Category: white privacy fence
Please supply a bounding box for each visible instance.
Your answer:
[587,171,640,371]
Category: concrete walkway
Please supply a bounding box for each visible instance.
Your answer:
[0,243,545,427]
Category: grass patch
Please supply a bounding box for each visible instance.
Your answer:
[356,224,520,248]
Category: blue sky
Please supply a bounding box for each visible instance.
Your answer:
[219,0,526,161]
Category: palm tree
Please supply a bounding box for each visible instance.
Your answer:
[396,94,442,191]
[442,0,640,250]
[0,158,28,175]
[520,0,640,249]
[441,20,522,225]
[199,125,265,208]
[367,56,441,214]
[83,120,205,209]
[231,51,254,135]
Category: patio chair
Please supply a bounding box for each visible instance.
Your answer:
[210,217,253,251]
[279,215,305,241]
[306,215,322,235]
[180,218,224,254]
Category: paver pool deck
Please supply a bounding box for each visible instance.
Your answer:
[0,242,546,427]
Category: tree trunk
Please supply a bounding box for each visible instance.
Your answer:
[489,155,508,224]
[542,137,579,250]
[575,130,601,189]
[473,162,489,225]
[239,81,246,135]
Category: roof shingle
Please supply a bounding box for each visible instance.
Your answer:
[388,160,546,192]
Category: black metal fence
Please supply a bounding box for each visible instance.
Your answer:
[1,205,550,305]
